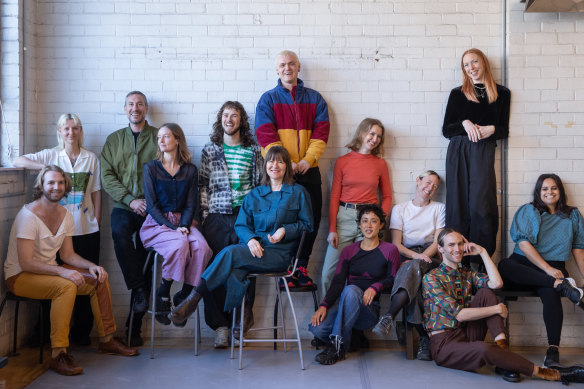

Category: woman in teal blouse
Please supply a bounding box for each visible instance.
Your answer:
[167,146,313,326]
[498,173,584,367]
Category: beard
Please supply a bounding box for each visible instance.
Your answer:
[43,189,64,203]
[223,126,240,136]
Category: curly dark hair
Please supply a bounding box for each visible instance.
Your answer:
[531,173,575,219]
[357,204,386,239]
[210,101,255,147]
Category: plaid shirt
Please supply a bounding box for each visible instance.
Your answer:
[199,142,263,221]
[423,263,489,332]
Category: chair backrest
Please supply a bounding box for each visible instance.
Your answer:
[287,231,307,275]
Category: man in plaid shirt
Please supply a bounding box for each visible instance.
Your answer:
[422,228,579,383]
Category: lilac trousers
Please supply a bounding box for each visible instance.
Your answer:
[140,213,212,286]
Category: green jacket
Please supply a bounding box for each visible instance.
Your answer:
[101,122,158,211]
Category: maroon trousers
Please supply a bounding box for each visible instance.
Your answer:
[430,288,534,376]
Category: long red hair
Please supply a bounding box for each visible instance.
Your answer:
[460,48,498,104]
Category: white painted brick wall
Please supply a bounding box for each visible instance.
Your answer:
[0,0,582,349]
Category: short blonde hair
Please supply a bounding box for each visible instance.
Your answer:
[56,113,84,150]
[417,170,440,182]
[275,50,299,68]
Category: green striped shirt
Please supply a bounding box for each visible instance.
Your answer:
[223,143,254,208]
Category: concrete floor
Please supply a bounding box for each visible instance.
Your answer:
[26,340,584,389]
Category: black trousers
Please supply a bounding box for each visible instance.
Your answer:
[294,166,322,268]
[498,253,567,346]
[201,210,256,330]
[71,231,100,340]
[445,136,497,264]
[110,207,151,333]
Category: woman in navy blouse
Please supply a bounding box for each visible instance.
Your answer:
[139,123,212,325]
[168,146,313,326]
[498,173,584,366]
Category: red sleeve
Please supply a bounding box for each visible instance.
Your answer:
[378,159,392,216]
[328,157,345,233]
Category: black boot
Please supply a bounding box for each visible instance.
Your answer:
[315,336,345,365]
[168,290,201,327]
[416,336,432,361]
[550,365,584,384]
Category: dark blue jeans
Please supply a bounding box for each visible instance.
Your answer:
[309,285,379,347]
[111,207,150,332]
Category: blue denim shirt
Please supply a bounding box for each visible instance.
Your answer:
[235,183,313,255]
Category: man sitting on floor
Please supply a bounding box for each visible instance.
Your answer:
[423,228,584,383]
[4,165,138,376]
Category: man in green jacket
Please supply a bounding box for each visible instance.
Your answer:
[101,91,158,346]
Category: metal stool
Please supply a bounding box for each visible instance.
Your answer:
[128,249,201,358]
[0,292,46,363]
[274,283,318,350]
[230,232,307,370]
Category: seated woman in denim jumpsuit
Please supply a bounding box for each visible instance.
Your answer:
[168,146,313,326]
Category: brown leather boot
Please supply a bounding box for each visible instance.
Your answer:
[168,290,201,326]
[495,338,508,349]
[536,366,561,381]
[98,337,139,356]
[50,351,83,376]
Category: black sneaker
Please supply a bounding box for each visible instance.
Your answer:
[544,346,560,367]
[315,339,346,365]
[372,314,393,337]
[555,278,583,305]
[311,337,327,348]
[132,287,149,313]
[296,266,313,287]
[416,336,432,361]
[125,331,144,347]
[495,367,521,382]
[155,289,171,325]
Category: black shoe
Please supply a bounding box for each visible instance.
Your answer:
[296,266,313,287]
[311,337,327,349]
[168,290,202,327]
[556,278,584,305]
[550,365,584,384]
[416,336,432,361]
[495,367,521,383]
[315,340,346,365]
[155,289,171,325]
[132,287,149,313]
[125,331,144,347]
[372,314,393,337]
[544,346,560,367]
[233,306,255,339]
[173,290,187,307]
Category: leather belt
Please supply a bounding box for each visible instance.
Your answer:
[339,201,376,211]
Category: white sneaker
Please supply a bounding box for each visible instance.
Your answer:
[214,326,229,348]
